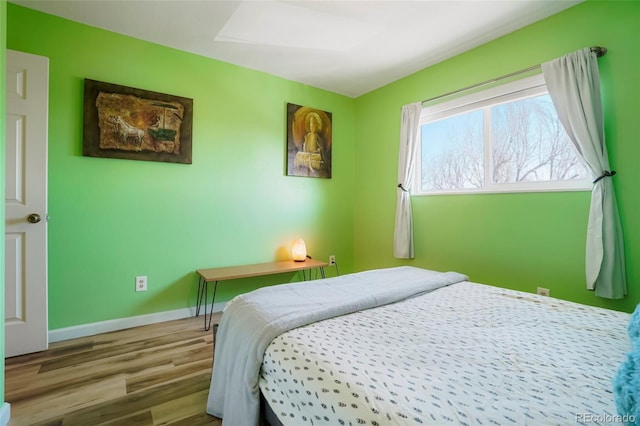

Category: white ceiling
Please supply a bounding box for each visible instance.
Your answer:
[12,0,582,98]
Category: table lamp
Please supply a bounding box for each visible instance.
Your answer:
[291,238,307,262]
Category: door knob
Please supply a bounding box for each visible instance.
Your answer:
[27,213,41,223]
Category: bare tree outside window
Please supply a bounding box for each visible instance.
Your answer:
[418,86,590,194]
[421,111,483,191]
[492,95,588,184]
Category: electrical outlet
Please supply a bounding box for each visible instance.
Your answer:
[136,275,147,292]
[537,287,550,297]
[329,255,336,265]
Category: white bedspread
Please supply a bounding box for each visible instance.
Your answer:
[207,266,468,426]
[260,281,631,425]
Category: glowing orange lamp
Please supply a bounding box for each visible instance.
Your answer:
[291,239,307,262]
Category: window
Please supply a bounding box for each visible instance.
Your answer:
[415,74,591,195]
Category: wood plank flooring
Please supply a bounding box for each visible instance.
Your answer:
[5,314,222,426]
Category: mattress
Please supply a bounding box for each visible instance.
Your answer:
[259,281,630,425]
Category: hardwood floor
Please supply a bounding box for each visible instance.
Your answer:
[5,314,222,426]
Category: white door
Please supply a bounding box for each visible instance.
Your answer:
[5,49,49,358]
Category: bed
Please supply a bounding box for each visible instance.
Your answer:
[206,266,635,426]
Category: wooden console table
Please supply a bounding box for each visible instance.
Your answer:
[195,259,329,330]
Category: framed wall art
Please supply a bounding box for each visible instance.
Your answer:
[286,103,332,178]
[83,79,193,164]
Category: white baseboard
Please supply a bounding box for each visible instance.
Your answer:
[48,302,226,343]
[0,403,10,426]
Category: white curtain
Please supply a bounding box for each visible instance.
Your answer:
[542,48,627,299]
[394,102,422,258]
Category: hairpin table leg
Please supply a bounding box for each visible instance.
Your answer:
[206,281,219,331]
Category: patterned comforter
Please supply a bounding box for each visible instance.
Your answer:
[260,281,630,425]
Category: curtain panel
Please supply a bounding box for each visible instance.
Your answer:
[393,102,422,258]
[542,48,627,299]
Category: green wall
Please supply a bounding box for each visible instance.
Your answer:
[7,3,356,330]
[1,0,6,409]
[354,0,640,313]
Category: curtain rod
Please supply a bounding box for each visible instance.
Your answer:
[421,46,607,105]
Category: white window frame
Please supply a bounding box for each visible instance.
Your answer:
[414,74,593,196]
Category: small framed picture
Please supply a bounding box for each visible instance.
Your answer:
[286,103,332,178]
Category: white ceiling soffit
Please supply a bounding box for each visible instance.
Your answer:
[216,1,383,51]
[11,0,583,98]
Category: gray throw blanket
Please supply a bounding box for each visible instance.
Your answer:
[206,266,468,426]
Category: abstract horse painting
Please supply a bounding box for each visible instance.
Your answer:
[83,79,193,164]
